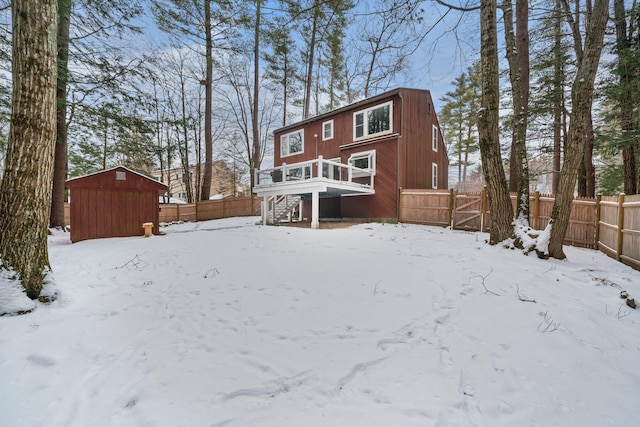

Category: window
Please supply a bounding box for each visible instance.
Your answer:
[281,129,304,157]
[349,150,376,178]
[322,120,334,141]
[432,163,438,189]
[432,125,439,151]
[353,102,392,140]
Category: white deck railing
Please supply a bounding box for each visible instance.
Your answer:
[254,156,374,190]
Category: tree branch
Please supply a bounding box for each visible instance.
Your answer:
[433,0,481,12]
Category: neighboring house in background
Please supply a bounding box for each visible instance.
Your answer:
[254,87,449,228]
[154,160,248,202]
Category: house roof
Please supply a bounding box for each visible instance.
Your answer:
[66,165,167,191]
[275,87,432,134]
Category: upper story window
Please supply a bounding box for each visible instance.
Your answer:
[353,101,392,140]
[281,129,304,157]
[432,125,439,151]
[322,120,334,141]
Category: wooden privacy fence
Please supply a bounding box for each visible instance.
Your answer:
[399,188,640,270]
[597,194,640,270]
[159,197,261,223]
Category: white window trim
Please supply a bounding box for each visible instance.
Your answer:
[348,149,376,178]
[432,125,439,151]
[280,129,304,158]
[432,163,438,189]
[322,120,334,141]
[353,101,393,141]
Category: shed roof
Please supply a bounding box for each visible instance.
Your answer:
[66,166,167,192]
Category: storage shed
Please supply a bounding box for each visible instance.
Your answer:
[66,166,167,243]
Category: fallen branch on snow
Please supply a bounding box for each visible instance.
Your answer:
[470,268,500,296]
[516,284,536,303]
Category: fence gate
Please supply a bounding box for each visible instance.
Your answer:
[452,192,485,231]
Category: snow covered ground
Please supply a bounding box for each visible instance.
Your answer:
[1,217,639,427]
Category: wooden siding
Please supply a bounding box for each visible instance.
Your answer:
[69,188,160,243]
[274,93,403,166]
[398,88,448,190]
[341,138,398,218]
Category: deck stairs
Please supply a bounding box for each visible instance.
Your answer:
[268,195,302,224]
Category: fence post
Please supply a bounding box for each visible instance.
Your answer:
[449,188,455,228]
[616,193,625,261]
[398,187,403,223]
[595,194,601,248]
[532,191,540,230]
[177,204,181,222]
[481,186,487,232]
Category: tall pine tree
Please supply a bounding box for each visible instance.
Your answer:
[0,0,58,299]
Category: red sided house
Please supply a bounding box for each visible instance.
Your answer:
[254,87,449,228]
[66,166,167,243]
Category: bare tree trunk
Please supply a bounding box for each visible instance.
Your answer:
[478,0,514,244]
[200,0,213,201]
[50,0,71,228]
[578,118,595,197]
[508,142,517,192]
[548,0,609,259]
[503,0,530,220]
[577,160,587,195]
[585,116,595,197]
[303,1,319,120]
[0,0,58,299]
[562,0,597,198]
[282,48,288,127]
[251,0,261,191]
[552,0,563,194]
[614,0,638,195]
[177,69,194,203]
